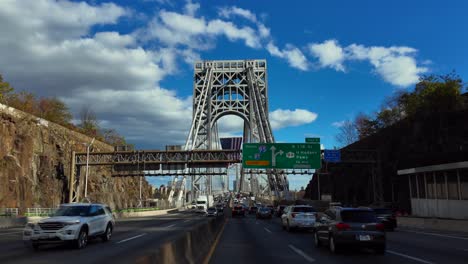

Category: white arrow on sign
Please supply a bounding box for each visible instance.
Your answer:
[270,146,284,167]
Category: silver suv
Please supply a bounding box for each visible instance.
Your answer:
[23,203,115,250]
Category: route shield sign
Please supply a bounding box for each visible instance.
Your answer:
[324,149,341,163]
[242,143,321,169]
[305,137,320,144]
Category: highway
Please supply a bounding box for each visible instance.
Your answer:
[209,210,468,264]
[0,211,209,264]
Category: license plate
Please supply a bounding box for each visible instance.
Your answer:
[358,235,371,241]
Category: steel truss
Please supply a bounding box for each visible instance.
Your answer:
[68,149,240,203]
[185,60,289,199]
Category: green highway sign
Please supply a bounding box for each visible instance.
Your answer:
[305,137,320,143]
[242,143,321,169]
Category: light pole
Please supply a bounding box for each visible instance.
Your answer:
[84,137,95,201]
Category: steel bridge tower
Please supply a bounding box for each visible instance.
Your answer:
[185,60,289,199]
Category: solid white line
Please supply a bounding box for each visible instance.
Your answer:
[116,233,147,244]
[387,250,435,264]
[403,230,468,241]
[264,227,272,233]
[165,224,176,228]
[0,231,23,235]
[288,244,315,263]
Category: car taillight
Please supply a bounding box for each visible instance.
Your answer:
[291,213,297,218]
[376,223,385,231]
[335,223,351,231]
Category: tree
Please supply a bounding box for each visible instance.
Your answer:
[79,106,100,136]
[0,74,14,103]
[101,128,127,146]
[335,120,358,147]
[354,113,379,139]
[38,97,73,125]
[6,91,37,114]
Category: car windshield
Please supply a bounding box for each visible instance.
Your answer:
[373,208,393,215]
[197,201,206,204]
[54,206,90,217]
[293,207,316,213]
[260,208,270,212]
[207,208,216,212]
[341,210,377,223]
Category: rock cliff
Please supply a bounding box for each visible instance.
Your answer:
[0,103,152,212]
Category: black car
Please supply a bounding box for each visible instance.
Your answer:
[314,207,386,254]
[373,208,397,231]
[232,205,245,217]
[249,206,258,214]
[275,205,286,217]
[256,207,272,219]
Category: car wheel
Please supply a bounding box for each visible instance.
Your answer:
[101,223,113,242]
[329,236,339,254]
[314,232,321,248]
[75,227,88,249]
[31,242,40,251]
[376,245,386,255]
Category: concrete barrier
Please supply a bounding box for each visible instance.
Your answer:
[397,216,468,233]
[115,208,179,219]
[0,217,27,228]
[136,217,225,264]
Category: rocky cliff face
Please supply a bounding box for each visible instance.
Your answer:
[0,103,152,212]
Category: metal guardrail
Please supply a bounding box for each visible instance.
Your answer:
[25,208,57,217]
[0,208,19,217]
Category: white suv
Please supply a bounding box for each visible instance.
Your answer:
[281,205,317,232]
[23,203,115,250]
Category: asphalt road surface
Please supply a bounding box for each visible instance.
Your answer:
[209,210,468,264]
[0,211,209,264]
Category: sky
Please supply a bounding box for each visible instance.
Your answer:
[1,0,467,190]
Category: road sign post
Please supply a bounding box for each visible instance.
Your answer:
[243,143,321,169]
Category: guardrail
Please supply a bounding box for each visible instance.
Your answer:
[0,208,19,217]
[25,208,57,217]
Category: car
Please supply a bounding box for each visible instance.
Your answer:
[372,208,397,231]
[314,207,386,254]
[281,205,317,232]
[256,207,272,219]
[275,205,286,217]
[23,203,115,250]
[206,207,218,217]
[232,205,245,217]
[215,204,224,216]
[248,206,258,214]
[266,205,275,214]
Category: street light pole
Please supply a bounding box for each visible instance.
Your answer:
[84,138,95,200]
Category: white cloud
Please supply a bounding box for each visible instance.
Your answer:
[269,109,318,130]
[266,42,309,71]
[219,6,257,23]
[307,39,428,87]
[184,0,200,16]
[308,39,345,72]
[332,121,346,127]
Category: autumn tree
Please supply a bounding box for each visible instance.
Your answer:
[38,97,73,125]
[0,74,14,103]
[335,120,359,147]
[101,128,127,146]
[79,106,100,137]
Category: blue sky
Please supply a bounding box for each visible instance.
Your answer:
[0,0,467,190]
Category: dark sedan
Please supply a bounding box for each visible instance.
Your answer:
[373,208,397,231]
[314,207,386,254]
[256,207,272,219]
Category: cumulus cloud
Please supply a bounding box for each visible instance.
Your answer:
[266,42,309,71]
[308,39,345,72]
[269,109,318,130]
[307,39,428,87]
[219,6,257,23]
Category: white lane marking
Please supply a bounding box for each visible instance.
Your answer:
[288,244,315,263]
[165,224,176,228]
[402,230,468,241]
[264,227,272,233]
[183,219,191,223]
[387,250,435,264]
[0,231,24,235]
[116,233,147,244]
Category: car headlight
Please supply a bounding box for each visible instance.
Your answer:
[64,220,81,226]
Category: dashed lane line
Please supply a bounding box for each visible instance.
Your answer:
[165,224,176,228]
[264,227,272,233]
[116,233,147,244]
[288,244,315,263]
[402,230,468,241]
[387,250,435,264]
